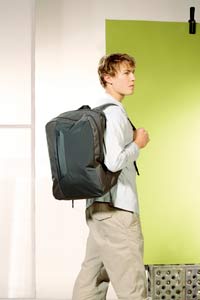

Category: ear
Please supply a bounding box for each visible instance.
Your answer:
[104,74,113,85]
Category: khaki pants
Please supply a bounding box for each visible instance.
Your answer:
[72,203,147,300]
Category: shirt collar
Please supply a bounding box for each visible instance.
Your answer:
[101,91,127,115]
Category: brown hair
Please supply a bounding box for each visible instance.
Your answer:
[98,53,136,87]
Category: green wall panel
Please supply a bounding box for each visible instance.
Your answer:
[106,20,200,264]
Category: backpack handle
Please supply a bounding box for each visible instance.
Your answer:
[78,105,91,110]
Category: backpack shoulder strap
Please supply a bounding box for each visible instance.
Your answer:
[93,103,118,112]
[95,103,140,176]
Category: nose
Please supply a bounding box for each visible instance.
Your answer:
[130,73,135,81]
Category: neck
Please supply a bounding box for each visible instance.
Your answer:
[105,86,124,102]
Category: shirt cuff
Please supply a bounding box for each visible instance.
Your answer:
[126,141,140,161]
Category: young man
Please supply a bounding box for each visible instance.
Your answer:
[72,53,150,300]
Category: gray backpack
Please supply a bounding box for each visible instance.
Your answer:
[45,104,121,203]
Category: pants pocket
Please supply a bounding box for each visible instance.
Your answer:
[90,203,114,221]
[113,209,136,228]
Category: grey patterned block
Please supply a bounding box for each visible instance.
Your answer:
[146,264,200,300]
[185,265,200,299]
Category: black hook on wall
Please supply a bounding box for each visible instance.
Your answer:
[188,7,196,34]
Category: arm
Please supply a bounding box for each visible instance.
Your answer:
[103,108,140,172]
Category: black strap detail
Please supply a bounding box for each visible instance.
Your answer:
[134,161,140,176]
[109,190,113,205]
[128,118,140,176]
[128,117,136,130]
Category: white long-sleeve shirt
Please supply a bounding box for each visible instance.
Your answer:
[86,93,140,214]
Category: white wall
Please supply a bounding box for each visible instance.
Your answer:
[35,0,200,299]
[0,0,35,298]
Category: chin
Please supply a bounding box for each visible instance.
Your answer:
[126,91,134,96]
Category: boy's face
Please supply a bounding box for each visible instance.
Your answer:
[104,62,135,101]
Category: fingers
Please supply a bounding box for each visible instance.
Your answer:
[134,128,150,148]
